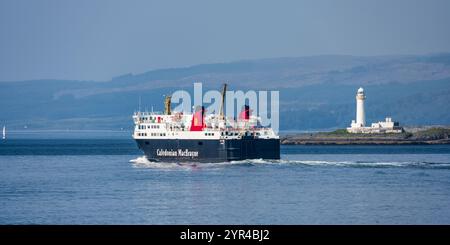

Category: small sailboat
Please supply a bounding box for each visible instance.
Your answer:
[2,125,5,140]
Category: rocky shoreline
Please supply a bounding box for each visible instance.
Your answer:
[280,127,450,145]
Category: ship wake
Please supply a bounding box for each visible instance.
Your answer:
[129,156,253,170]
[129,156,450,170]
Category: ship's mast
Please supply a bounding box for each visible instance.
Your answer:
[164,95,171,115]
[219,83,227,120]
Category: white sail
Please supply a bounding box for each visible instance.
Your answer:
[2,126,5,140]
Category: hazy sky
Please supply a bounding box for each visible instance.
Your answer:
[1,0,450,81]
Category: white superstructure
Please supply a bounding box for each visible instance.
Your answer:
[132,111,278,141]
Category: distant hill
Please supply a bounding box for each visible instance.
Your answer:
[1,53,450,131]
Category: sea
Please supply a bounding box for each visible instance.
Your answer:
[1,130,450,224]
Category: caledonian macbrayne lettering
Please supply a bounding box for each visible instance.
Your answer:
[156,149,199,157]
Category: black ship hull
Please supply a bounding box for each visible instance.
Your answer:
[135,137,280,162]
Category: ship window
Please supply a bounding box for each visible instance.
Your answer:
[145,141,149,145]
[198,141,203,145]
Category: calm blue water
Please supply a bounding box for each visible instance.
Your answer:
[1,138,450,224]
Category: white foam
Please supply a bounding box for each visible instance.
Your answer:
[129,156,252,170]
[130,156,189,169]
[129,156,450,170]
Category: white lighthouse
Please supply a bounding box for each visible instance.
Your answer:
[347,87,403,133]
[355,87,366,127]
[348,87,366,131]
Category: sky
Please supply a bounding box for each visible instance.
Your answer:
[1,0,450,81]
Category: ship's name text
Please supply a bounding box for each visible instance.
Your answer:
[156,149,199,157]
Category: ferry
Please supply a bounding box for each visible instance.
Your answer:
[132,84,280,162]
